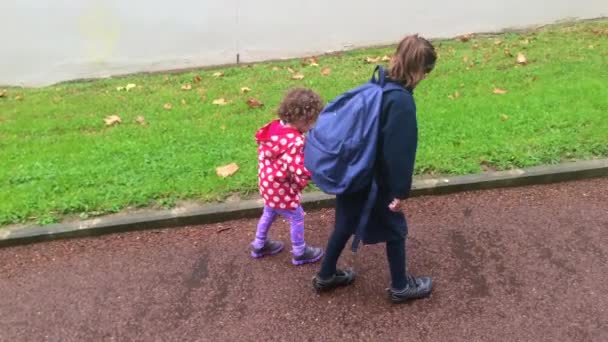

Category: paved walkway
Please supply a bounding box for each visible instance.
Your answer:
[1,179,607,341]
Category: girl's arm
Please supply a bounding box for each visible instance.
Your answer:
[381,92,418,200]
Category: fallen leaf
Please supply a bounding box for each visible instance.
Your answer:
[287,67,295,74]
[504,48,514,57]
[447,91,461,100]
[216,163,239,178]
[472,44,480,49]
[136,116,146,125]
[305,57,319,66]
[516,52,528,65]
[272,67,280,71]
[381,55,392,62]
[292,73,305,80]
[521,38,531,45]
[493,88,508,95]
[14,95,23,101]
[213,72,224,78]
[181,84,192,91]
[246,98,264,108]
[460,83,465,87]
[117,96,127,102]
[364,56,381,64]
[104,115,122,126]
[494,39,503,46]
[241,87,251,93]
[164,103,173,110]
[212,98,228,106]
[500,114,509,121]
[193,75,202,83]
[588,45,595,49]
[0,89,6,98]
[116,86,125,91]
[320,67,331,76]
[126,84,137,91]
[457,34,473,42]
[463,55,470,63]
[181,99,187,105]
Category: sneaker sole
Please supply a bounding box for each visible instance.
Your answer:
[291,250,324,266]
[251,244,284,259]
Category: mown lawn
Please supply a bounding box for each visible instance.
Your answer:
[1,20,607,226]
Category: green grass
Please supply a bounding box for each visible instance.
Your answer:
[1,20,607,226]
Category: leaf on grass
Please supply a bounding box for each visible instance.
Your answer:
[588,45,594,49]
[212,98,229,106]
[447,91,461,100]
[504,49,514,57]
[292,73,305,80]
[181,84,192,91]
[320,67,331,76]
[0,89,7,98]
[516,53,528,65]
[381,55,392,62]
[164,103,173,110]
[287,67,296,74]
[272,66,280,71]
[305,57,319,66]
[500,114,509,121]
[216,163,239,178]
[241,87,251,93]
[213,72,224,78]
[494,39,503,46]
[463,55,470,63]
[14,95,23,101]
[181,99,187,105]
[116,86,125,91]
[364,56,381,64]
[193,75,202,83]
[136,116,146,125]
[457,34,473,42]
[104,115,122,126]
[246,98,264,108]
[521,38,531,45]
[126,84,137,91]
[493,88,508,95]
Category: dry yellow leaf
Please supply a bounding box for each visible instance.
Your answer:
[216,163,240,178]
[246,98,264,108]
[382,55,392,62]
[14,95,23,101]
[181,99,187,105]
[104,115,122,126]
[181,84,193,91]
[364,56,381,63]
[500,114,509,121]
[116,86,125,92]
[493,88,508,95]
[320,67,331,76]
[272,67,280,71]
[516,53,528,65]
[241,87,251,93]
[212,98,228,106]
[292,73,305,80]
[126,84,137,91]
[213,72,224,78]
[0,89,7,98]
[136,116,146,125]
[463,55,470,63]
[193,75,202,83]
[287,67,296,74]
[164,103,173,110]
[494,39,503,46]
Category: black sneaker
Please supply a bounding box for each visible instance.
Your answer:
[312,269,356,292]
[251,240,284,258]
[389,275,433,303]
[292,246,324,265]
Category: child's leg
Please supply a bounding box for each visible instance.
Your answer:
[386,237,407,290]
[252,206,278,249]
[317,194,361,279]
[276,206,323,265]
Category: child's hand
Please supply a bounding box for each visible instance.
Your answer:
[389,198,403,212]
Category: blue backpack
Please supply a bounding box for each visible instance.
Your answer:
[304,66,405,252]
[304,66,404,195]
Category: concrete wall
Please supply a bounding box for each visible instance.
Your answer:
[1,0,606,86]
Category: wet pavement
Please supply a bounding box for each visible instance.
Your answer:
[1,179,607,341]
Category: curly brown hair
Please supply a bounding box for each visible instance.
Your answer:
[278,88,324,124]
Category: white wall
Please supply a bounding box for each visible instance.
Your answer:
[1,0,606,86]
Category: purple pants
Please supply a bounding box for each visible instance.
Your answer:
[253,205,306,256]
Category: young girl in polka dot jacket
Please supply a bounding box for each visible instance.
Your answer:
[251,88,325,265]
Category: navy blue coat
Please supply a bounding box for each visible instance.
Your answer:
[336,80,417,244]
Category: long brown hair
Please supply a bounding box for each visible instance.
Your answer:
[389,35,437,88]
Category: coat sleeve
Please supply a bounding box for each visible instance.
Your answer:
[286,139,311,190]
[380,92,418,199]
